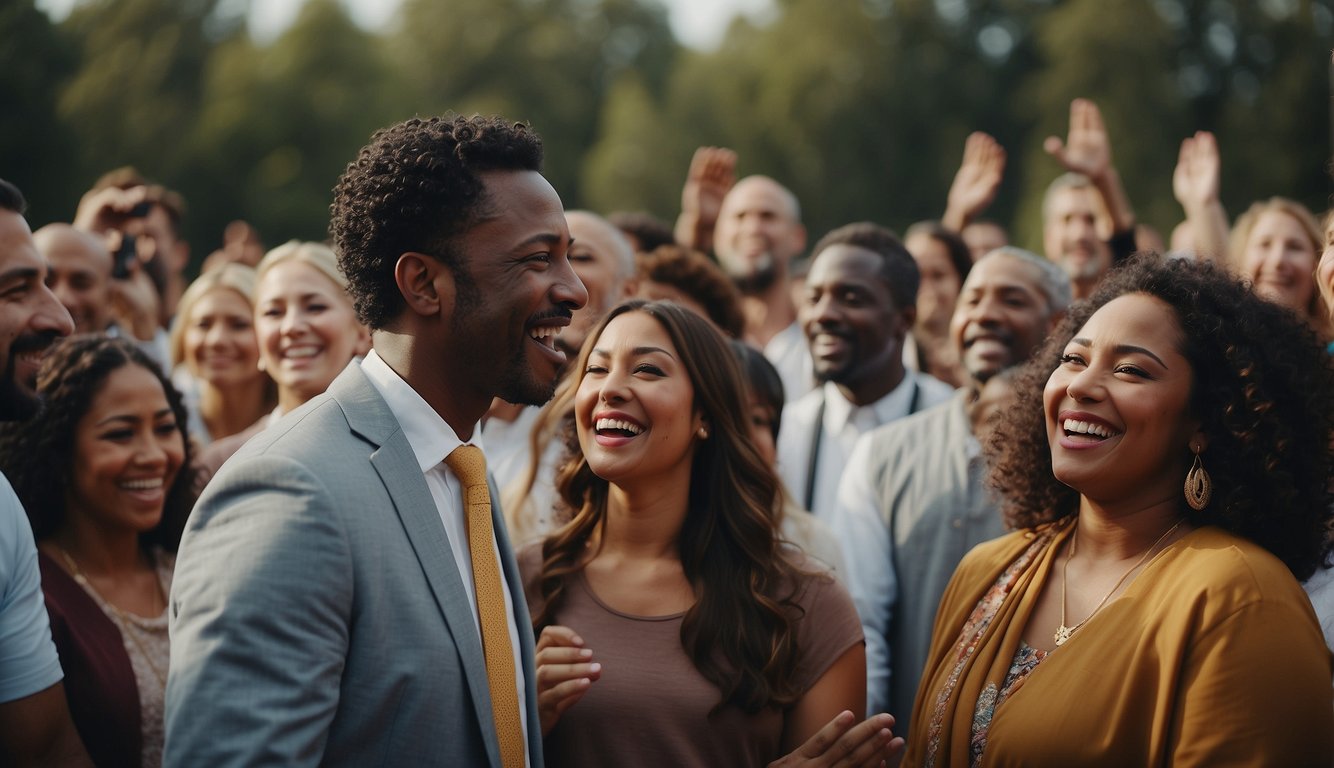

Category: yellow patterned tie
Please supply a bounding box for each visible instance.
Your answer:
[445,444,526,768]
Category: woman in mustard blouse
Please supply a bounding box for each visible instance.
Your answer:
[908,255,1333,766]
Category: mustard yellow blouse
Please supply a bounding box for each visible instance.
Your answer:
[907,523,1333,766]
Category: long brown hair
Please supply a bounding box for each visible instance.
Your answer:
[534,301,812,713]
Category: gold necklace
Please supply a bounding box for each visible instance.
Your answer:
[56,546,168,688]
[1054,519,1183,647]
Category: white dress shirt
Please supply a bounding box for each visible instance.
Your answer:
[480,404,544,495]
[764,321,815,402]
[776,372,953,520]
[360,350,530,760]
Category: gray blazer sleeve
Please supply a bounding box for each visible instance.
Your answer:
[165,454,352,767]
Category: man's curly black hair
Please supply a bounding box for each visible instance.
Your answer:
[329,115,544,329]
[987,254,1333,580]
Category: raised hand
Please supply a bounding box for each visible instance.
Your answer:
[534,625,602,736]
[1172,131,1221,209]
[675,146,737,250]
[767,711,905,768]
[1044,98,1114,182]
[943,132,1006,232]
[72,185,153,236]
[1170,130,1229,262]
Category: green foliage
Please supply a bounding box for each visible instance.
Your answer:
[0,0,78,219]
[3,0,1330,272]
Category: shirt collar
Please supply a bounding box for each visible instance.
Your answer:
[821,372,919,433]
[359,349,476,472]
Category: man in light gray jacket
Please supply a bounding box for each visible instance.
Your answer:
[835,248,1070,730]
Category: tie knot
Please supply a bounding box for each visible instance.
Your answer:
[445,444,488,488]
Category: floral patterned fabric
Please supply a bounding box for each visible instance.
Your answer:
[969,641,1047,766]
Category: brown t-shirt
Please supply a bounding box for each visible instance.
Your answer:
[519,545,864,768]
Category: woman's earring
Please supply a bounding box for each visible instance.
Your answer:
[697,426,709,440]
[1184,444,1212,511]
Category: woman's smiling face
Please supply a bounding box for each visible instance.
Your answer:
[1044,292,1201,506]
[574,310,703,490]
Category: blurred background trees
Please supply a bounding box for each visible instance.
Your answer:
[6,0,1331,270]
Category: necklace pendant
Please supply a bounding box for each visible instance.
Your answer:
[1054,625,1073,646]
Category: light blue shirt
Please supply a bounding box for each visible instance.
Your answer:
[0,472,63,702]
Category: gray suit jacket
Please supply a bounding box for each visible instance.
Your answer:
[165,364,544,767]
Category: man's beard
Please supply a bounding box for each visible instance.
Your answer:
[1060,249,1105,282]
[0,331,59,422]
[496,345,560,407]
[730,260,779,296]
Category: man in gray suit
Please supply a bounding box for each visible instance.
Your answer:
[165,116,587,766]
[833,248,1069,730]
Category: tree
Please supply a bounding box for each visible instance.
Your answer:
[0,0,79,223]
[187,0,398,249]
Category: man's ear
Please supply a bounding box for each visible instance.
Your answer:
[394,252,452,319]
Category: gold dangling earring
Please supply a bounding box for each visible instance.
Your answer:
[1184,444,1212,511]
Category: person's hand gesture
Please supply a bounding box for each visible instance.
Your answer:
[675,146,737,250]
[681,146,737,226]
[73,185,152,236]
[767,711,905,768]
[107,238,161,341]
[534,625,601,736]
[1044,98,1114,183]
[943,132,1006,231]
[1172,131,1221,209]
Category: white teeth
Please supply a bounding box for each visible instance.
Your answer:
[1063,419,1117,438]
[595,418,643,435]
[120,478,164,491]
[530,326,561,340]
[283,345,320,359]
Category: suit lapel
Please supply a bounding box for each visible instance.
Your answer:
[331,365,502,767]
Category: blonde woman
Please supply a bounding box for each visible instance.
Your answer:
[196,241,369,481]
[169,263,273,446]
[1229,197,1329,338]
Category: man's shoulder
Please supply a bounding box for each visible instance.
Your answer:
[231,363,392,465]
[862,393,966,460]
[228,395,355,464]
[913,373,958,408]
[782,385,827,421]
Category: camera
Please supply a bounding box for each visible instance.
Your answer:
[112,234,137,280]
[111,202,152,280]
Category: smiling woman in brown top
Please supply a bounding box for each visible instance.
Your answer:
[521,301,903,767]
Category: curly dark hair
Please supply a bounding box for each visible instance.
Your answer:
[635,244,746,339]
[535,301,818,714]
[0,335,195,552]
[988,254,1333,579]
[329,114,544,329]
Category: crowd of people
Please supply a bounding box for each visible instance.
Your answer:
[0,94,1331,767]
